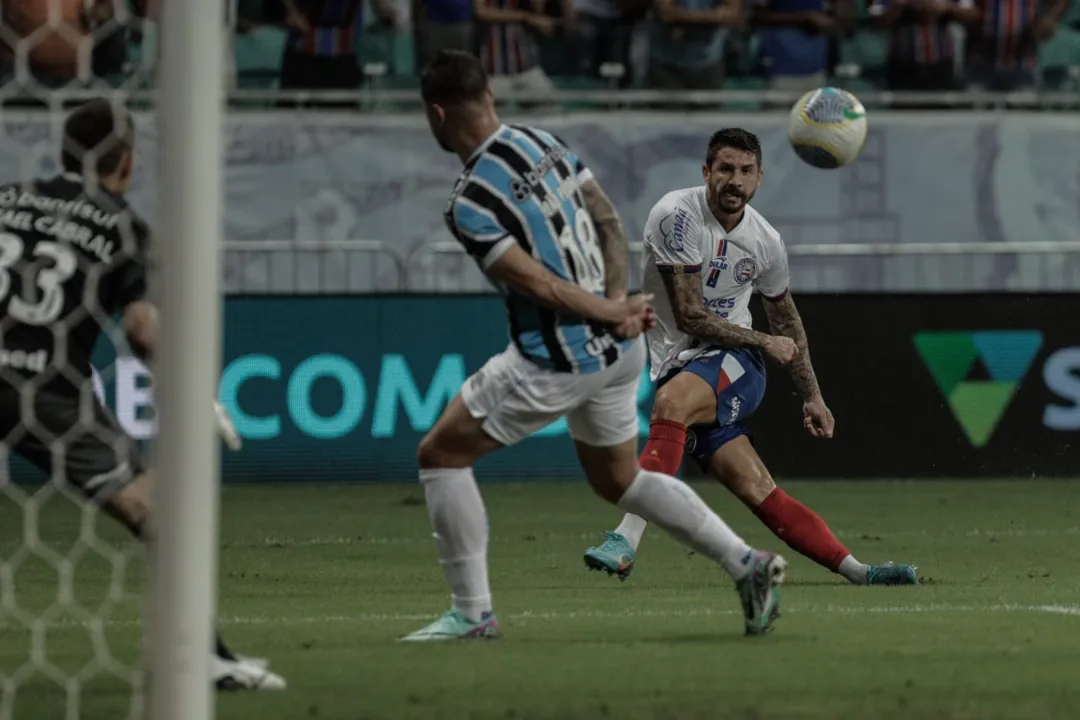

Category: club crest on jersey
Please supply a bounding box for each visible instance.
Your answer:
[733,257,757,285]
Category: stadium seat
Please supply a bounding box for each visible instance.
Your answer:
[233,26,287,75]
[1039,27,1080,89]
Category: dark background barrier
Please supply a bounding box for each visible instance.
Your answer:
[69,293,1080,483]
[744,293,1079,478]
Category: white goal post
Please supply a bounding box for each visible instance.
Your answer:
[0,1,225,719]
[150,0,226,719]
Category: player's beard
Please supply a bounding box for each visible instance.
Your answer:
[425,111,454,153]
[434,127,454,153]
[708,183,754,217]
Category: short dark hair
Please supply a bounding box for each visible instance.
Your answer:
[62,99,135,177]
[705,128,762,168]
[420,50,489,106]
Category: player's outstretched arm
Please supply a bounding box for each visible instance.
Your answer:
[664,272,777,351]
[762,293,820,399]
[580,179,629,300]
[488,244,641,326]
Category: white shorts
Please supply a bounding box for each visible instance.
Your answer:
[461,337,646,448]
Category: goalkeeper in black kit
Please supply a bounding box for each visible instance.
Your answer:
[0,99,284,691]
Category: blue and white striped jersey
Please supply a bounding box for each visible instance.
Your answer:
[444,124,633,374]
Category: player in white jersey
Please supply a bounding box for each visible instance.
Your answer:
[584,129,918,586]
[401,52,787,641]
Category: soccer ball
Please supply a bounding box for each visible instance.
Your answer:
[787,87,868,169]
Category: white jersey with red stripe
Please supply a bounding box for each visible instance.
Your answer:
[641,186,790,381]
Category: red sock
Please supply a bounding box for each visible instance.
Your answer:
[638,420,686,476]
[753,488,850,572]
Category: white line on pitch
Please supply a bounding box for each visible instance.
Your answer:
[237,527,1080,548]
[5,603,1079,630]
[1,527,1079,552]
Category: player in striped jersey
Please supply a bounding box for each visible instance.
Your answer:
[401,50,787,642]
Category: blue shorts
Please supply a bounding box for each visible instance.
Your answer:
[658,346,767,470]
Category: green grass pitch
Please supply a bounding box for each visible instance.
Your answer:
[2,479,1080,719]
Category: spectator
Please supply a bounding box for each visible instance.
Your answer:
[967,0,1069,90]
[2,0,128,88]
[538,0,575,76]
[414,0,476,69]
[756,0,853,94]
[870,0,982,90]
[474,0,558,103]
[570,0,637,82]
[648,0,742,90]
[279,0,396,92]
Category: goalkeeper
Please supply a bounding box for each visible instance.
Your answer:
[0,99,283,691]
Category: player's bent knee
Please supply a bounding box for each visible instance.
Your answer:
[652,376,716,426]
[416,427,489,470]
[574,438,639,505]
[416,431,451,470]
[650,389,684,421]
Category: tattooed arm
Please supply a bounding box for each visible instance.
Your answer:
[763,293,834,438]
[580,179,629,300]
[664,272,795,361]
[762,293,819,399]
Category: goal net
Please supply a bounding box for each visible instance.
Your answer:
[0,3,224,719]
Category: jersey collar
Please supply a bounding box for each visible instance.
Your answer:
[467,124,507,165]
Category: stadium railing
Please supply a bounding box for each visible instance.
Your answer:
[221,239,1080,294]
[14,87,1080,110]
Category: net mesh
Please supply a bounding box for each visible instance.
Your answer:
[0,2,150,718]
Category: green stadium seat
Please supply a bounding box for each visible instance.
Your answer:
[233,26,287,74]
[358,26,415,77]
[1039,27,1080,71]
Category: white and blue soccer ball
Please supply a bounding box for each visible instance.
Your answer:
[786,87,868,169]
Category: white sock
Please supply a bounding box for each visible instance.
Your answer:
[613,513,648,551]
[617,469,753,579]
[419,467,492,622]
[838,554,869,585]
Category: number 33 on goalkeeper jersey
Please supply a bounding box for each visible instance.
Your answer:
[443,124,634,375]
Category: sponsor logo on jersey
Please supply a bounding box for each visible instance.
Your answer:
[732,257,756,285]
[510,178,532,202]
[703,296,736,314]
[0,349,48,373]
[729,396,741,423]
[521,145,568,188]
[659,208,689,253]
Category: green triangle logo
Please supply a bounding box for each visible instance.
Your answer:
[947,381,1016,447]
[913,331,1042,447]
[913,332,978,396]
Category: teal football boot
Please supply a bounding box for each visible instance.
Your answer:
[866,562,919,586]
[399,610,501,642]
[583,531,636,580]
[736,551,787,636]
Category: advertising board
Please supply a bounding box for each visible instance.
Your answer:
[19,293,1069,485]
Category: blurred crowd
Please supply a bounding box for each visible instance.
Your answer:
[1,0,1079,100]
